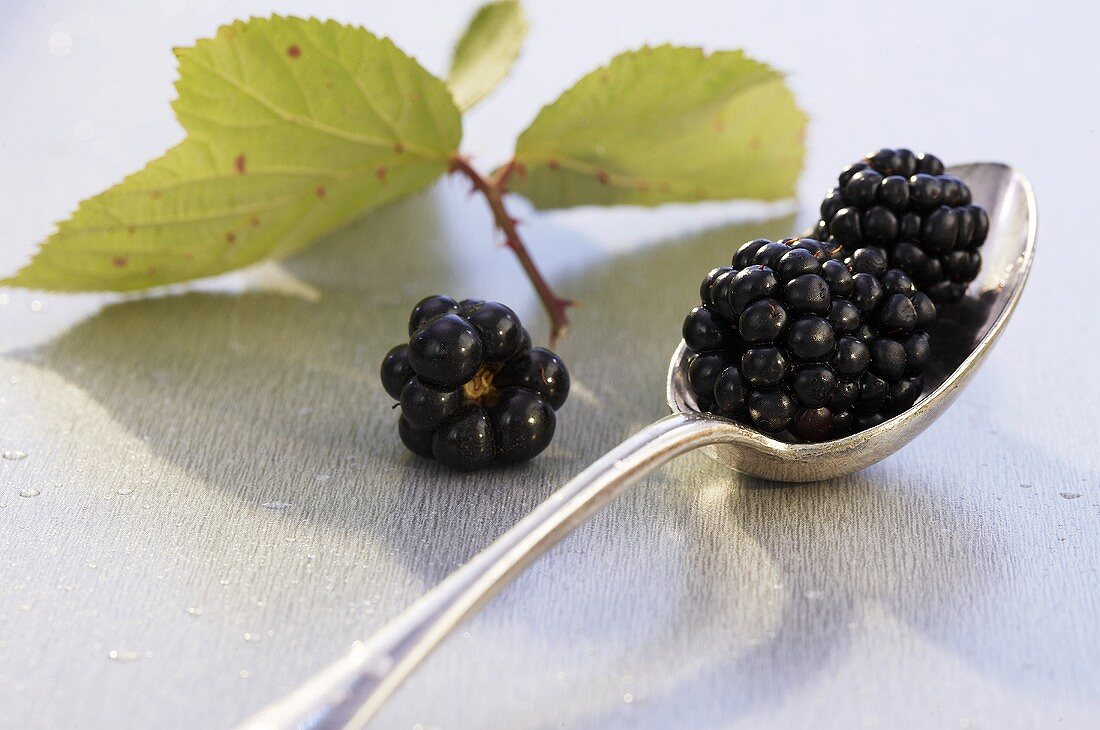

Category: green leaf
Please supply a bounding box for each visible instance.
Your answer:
[507,45,806,210]
[447,0,528,112]
[5,16,461,292]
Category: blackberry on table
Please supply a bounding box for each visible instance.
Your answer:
[815,147,989,303]
[681,238,936,443]
[381,295,569,470]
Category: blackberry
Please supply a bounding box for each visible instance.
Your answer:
[681,238,936,442]
[381,295,569,470]
[815,148,989,303]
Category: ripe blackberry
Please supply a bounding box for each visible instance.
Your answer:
[381,295,569,470]
[815,148,989,303]
[682,238,936,442]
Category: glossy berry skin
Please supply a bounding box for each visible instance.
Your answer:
[408,295,459,335]
[463,301,525,362]
[681,238,937,442]
[399,378,464,432]
[682,306,731,352]
[398,417,434,458]
[408,314,483,387]
[380,345,415,400]
[489,389,557,463]
[815,148,989,302]
[383,296,569,470]
[495,347,570,411]
[432,406,495,470]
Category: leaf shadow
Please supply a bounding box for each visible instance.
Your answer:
[3,186,789,577]
[10,184,1094,725]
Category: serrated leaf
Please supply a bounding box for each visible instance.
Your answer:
[507,45,805,210]
[447,0,528,112]
[5,16,461,292]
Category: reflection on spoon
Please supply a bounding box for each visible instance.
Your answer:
[235,162,1036,729]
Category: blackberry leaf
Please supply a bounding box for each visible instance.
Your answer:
[506,46,806,210]
[447,0,528,112]
[4,16,461,292]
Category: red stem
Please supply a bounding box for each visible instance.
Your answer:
[450,155,574,343]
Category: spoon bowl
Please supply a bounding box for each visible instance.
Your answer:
[666,163,1036,481]
[236,162,1035,730]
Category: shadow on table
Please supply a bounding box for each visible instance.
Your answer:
[488,230,1099,725]
[556,421,1097,729]
[9,184,1092,725]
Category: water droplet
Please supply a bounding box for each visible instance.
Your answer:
[285,536,297,543]
[239,669,252,679]
[107,649,139,662]
[262,501,291,511]
[48,30,72,56]
[116,487,134,496]
[3,450,28,461]
[623,692,634,704]
[30,300,43,312]
[19,489,40,498]
[315,474,330,483]
[1060,492,1082,500]
[243,632,261,642]
[187,607,203,617]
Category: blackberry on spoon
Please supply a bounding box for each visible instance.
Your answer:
[815,147,989,303]
[682,237,936,442]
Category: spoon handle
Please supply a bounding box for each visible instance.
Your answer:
[236,411,729,729]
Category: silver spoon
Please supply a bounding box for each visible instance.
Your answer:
[237,162,1036,729]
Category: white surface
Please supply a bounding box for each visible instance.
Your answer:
[1,1,1098,728]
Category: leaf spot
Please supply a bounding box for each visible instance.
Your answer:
[146,266,158,276]
[250,215,261,227]
[636,181,650,192]
[127,226,136,236]
[748,136,761,150]
[150,190,162,200]
[286,44,301,59]
[225,232,237,244]
[595,170,611,186]
[375,166,387,181]
[547,158,559,171]
[234,154,247,174]
[393,143,404,154]
[315,185,327,198]
[409,91,421,102]
[111,256,128,268]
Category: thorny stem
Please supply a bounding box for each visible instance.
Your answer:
[449,155,574,344]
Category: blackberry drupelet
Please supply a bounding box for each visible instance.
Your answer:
[381,295,569,470]
[815,148,989,303]
[682,238,936,442]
